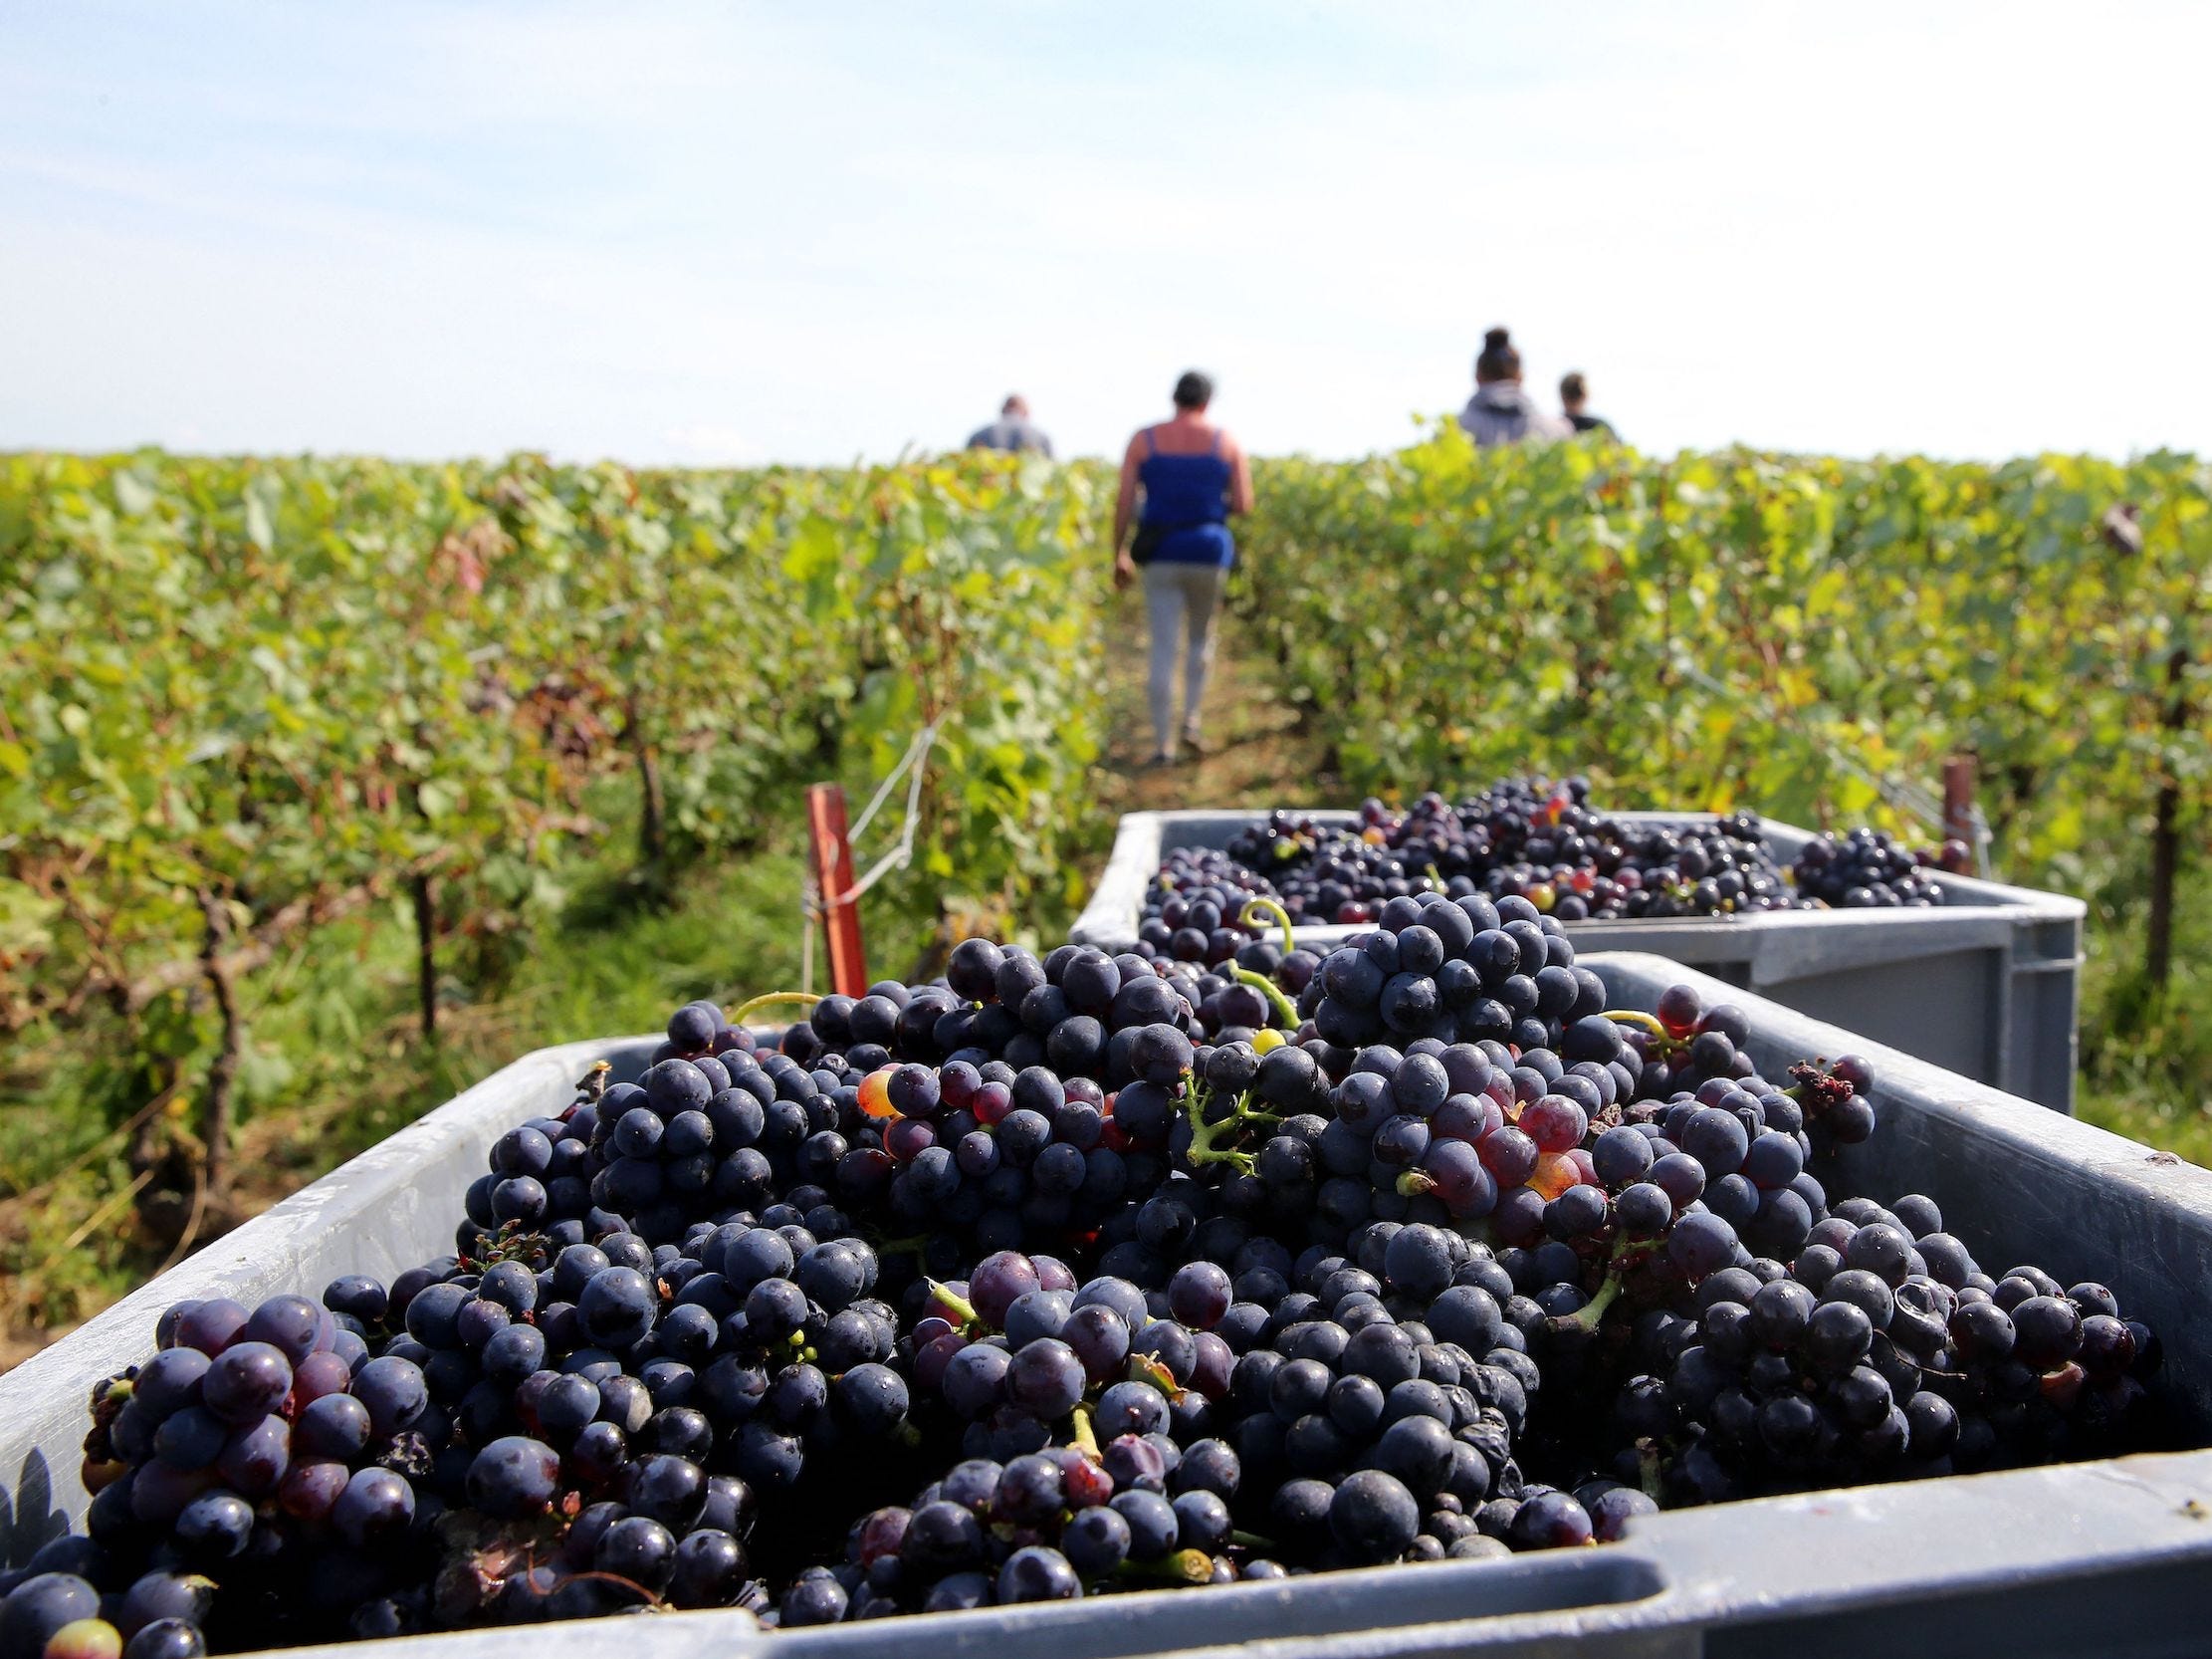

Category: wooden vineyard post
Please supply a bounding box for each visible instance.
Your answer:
[1941,756,1978,873]
[2146,643,2190,990]
[806,784,870,997]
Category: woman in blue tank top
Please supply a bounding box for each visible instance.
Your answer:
[1111,370,1254,766]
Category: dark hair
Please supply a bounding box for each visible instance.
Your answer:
[1475,327,1520,382]
[1173,370,1214,410]
[1560,371,1588,404]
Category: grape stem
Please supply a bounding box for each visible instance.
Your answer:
[1237,896,1297,957]
[1556,1272,1624,1334]
[924,1278,983,1330]
[729,990,822,1028]
[560,1569,666,1609]
[1181,1076,1281,1176]
[1635,1439,1664,1502]
[1601,1010,1669,1040]
[1070,1405,1101,1460]
[870,1232,933,1262]
[1228,1529,1277,1551]
[1115,1550,1215,1586]
[1230,963,1300,1030]
[1125,1351,1180,1394]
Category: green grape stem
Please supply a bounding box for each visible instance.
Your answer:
[1182,1074,1282,1176]
[1115,1550,1216,1586]
[1237,896,1297,957]
[1557,1272,1625,1334]
[1125,1352,1180,1394]
[1231,963,1301,1029]
[925,1278,983,1330]
[729,990,822,1028]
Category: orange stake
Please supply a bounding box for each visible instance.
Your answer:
[1940,755,1977,873]
[806,784,869,997]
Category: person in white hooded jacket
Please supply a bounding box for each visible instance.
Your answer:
[1457,327,1572,448]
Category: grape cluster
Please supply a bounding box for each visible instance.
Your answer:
[1390,782,1797,922]
[455,1001,853,1255]
[1138,849,1287,967]
[56,1206,878,1646]
[1296,887,1608,1058]
[789,941,1303,1270]
[788,1257,1258,1620]
[1140,781,1813,968]
[799,938,1303,1084]
[788,1229,1556,1623]
[1222,1233,1550,1562]
[1617,1191,2163,1503]
[1790,828,1949,908]
[18,941,2166,1652]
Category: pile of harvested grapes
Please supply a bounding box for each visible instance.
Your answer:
[1140,779,1951,968]
[1,898,2158,1654]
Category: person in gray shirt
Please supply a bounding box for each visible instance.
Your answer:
[1457,328,1571,448]
[967,394,1054,457]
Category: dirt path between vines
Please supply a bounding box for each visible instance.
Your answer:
[1088,592,1341,820]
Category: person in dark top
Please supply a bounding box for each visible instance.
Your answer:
[1110,370,1254,766]
[1560,372,1618,440]
[967,394,1054,457]
[1457,327,1572,448]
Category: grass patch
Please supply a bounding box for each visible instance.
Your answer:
[0,794,1064,1366]
[2077,863,2212,1160]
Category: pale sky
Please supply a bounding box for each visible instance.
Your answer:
[4,2,2208,466]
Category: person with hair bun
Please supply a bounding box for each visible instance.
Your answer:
[1457,327,1572,448]
[1111,369,1254,766]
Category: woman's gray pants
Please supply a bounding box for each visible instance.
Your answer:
[1143,562,1228,754]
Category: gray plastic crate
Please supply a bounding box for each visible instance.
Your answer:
[1073,810,2088,1112]
[8,957,2210,1657]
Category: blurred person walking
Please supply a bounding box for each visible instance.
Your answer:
[1457,327,1571,448]
[1560,371,1618,440]
[1111,370,1253,767]
[967,394,1054,457]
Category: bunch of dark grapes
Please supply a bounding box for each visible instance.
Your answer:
[798,938,1301,1081]
[1297,887,1607,1057]
[1531,813,1798,921]
[1226,800,1488,928]
[59,1290,441,1654]
[41,992,953,1650]
[1141,782,1812,969]
[1403,781,1791,922]
[456,994,853,1254]
[1790,828,1949,908]
[775,1256,1258,1620]
[790,939,1310,1267]
[1625,984,1878,1148]
[1218,1230,1565,1560]
[18,945,2173,1652]
[1615,1192,2163,1505]
[1138,849,1286,965]
[786,1236,1560,1623]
